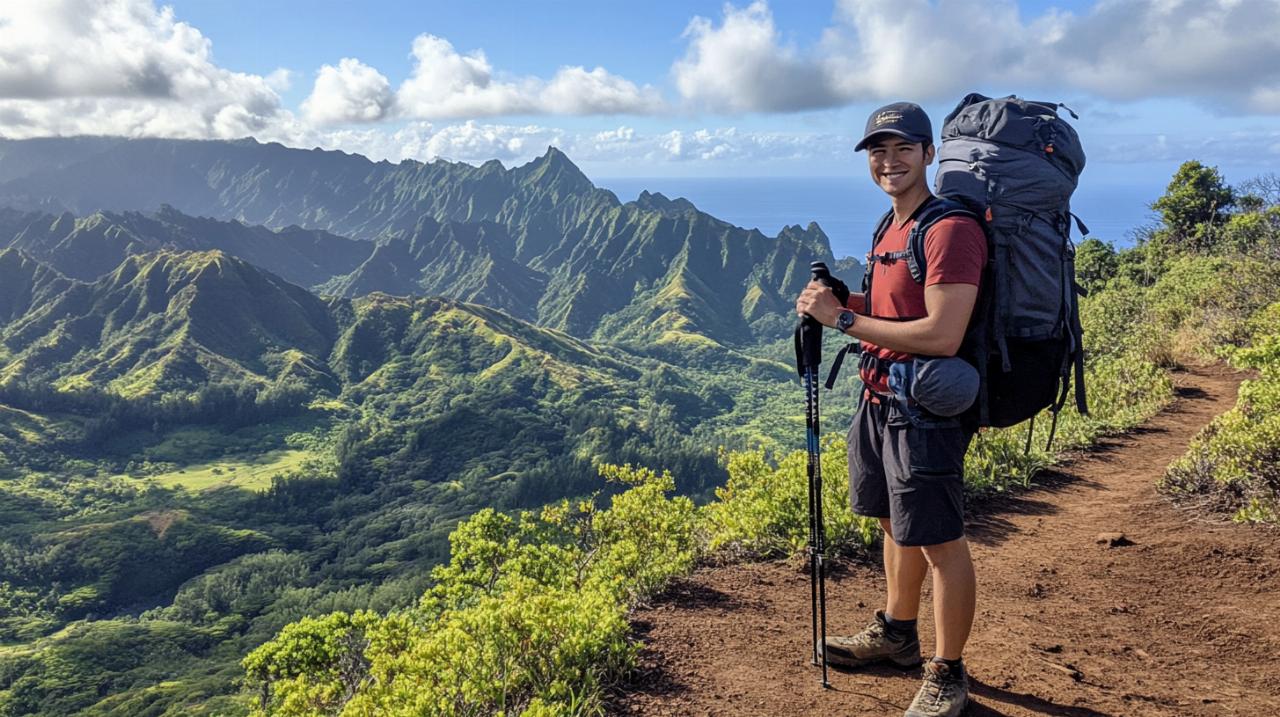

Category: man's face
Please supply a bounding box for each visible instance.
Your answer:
[866,137,934,197]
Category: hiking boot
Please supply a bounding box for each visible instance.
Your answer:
[904,659,969,717]
[822,609,922,669]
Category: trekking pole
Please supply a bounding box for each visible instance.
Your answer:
[793,260,848,689]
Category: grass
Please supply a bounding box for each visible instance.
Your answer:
[134,448,312,492]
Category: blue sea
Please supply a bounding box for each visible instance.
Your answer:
[597,176,1161,260]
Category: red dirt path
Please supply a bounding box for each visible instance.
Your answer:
[612,366,1280,716]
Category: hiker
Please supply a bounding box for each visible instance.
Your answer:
[795,102,986,717]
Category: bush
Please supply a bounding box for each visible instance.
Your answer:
[243,464,697,716]
[1163,303,1280,522]
[704,442,877,558]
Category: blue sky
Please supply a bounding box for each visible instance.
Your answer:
[0,0,1277,188]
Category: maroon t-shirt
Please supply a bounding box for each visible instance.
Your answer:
[857,213,987,394]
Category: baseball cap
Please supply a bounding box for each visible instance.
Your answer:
[854,102,933,152]
[910,357,979,417]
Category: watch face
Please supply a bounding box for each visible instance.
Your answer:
[838,310,854,330]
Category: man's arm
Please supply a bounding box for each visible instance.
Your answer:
[795,281,977,357]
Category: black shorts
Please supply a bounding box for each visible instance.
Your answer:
[847,395,974,547]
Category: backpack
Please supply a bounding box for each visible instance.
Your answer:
[862,93,1089,441]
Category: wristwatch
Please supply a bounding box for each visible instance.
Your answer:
[835,309,856,332]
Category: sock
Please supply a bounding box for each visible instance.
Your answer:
[931,656,965,677]
[883,612,918,640]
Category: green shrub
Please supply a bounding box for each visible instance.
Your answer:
[704,441,878,558]
[1163,305,1280,522]
[242,464,697,716]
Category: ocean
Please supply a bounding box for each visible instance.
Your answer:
[596,176,1162,260]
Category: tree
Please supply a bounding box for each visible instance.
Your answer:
[1237,172,1280,209]
[1074,237,1118,293]
[1151,160,1234,251]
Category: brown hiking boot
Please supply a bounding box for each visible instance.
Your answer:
[823,609,922,669]
[904,659,969,717]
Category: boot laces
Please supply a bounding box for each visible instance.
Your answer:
[920,664,957,708]
[853,618,887,647]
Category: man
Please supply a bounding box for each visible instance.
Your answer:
[794,102,987,717]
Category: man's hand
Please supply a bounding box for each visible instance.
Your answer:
[795,280,844,328]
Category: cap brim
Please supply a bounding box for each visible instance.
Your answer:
[855,129,930,152]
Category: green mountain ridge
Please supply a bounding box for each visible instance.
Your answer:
[0,249,340,397]
[0,138,848,346]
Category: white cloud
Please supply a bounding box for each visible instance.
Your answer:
[673,1,841,113]
[393,34,660,119]
[311,120,853,170]
[1048,0,1280,109]
[0,0,295,138]
[822,0,1033,101]
[541,66,661,115]
[671,0,1280,115]
[395,34,530,119]
[302,58,394,124]
[318,121,565,165]
[0,2,661,143]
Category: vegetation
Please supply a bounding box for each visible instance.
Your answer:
[1160,171,1280,522]
[1,151,1277,715]
[242,464,696,716]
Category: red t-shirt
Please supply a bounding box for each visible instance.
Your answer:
[857,213,987,394]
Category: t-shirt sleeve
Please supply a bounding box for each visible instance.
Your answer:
[922,216,987,287]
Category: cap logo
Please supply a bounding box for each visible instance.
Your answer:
[874,111,903,126]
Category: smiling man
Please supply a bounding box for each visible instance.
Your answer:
[795,102,987,717]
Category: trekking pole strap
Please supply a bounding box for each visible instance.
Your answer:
[824,342,860,390]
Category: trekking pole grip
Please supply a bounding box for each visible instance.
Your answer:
[796,261,852,373]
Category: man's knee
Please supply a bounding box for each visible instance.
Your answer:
[919,536,971,569]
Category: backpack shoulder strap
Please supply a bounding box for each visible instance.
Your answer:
[871,209,895,250]
[862,208,896,314]
[905,196,982,285]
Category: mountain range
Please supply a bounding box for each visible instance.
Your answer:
[0,138,852,346]
[0,136,865,716]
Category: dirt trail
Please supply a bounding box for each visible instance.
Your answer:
[613,366,1280,716]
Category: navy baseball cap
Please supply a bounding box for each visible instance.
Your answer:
[855,102,933,152]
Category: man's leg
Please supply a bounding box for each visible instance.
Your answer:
[824,401,924,670]
[887,419,974,716]
[920,536,975,660]
[880,516,928,622]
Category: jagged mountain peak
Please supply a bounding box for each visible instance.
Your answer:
[514,145,593,192]
[634,190,698,217]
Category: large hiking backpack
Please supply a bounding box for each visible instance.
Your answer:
[865,93,1089,434]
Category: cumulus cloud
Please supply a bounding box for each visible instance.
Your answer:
[822,0,1035,101]
[318,121,565,164]
[393,34,661,119]
[673,0,1280,115]
[0,1,661,143]
[311,120,852,170]
[1045,0,1280,110]
[541,67,660,115]
[302,58,394,124]
[0,0,296,138]
[673,1,840,112]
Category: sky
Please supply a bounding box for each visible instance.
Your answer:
[0,0,1278,187]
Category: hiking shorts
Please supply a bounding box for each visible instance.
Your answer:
[847,394,974,547]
